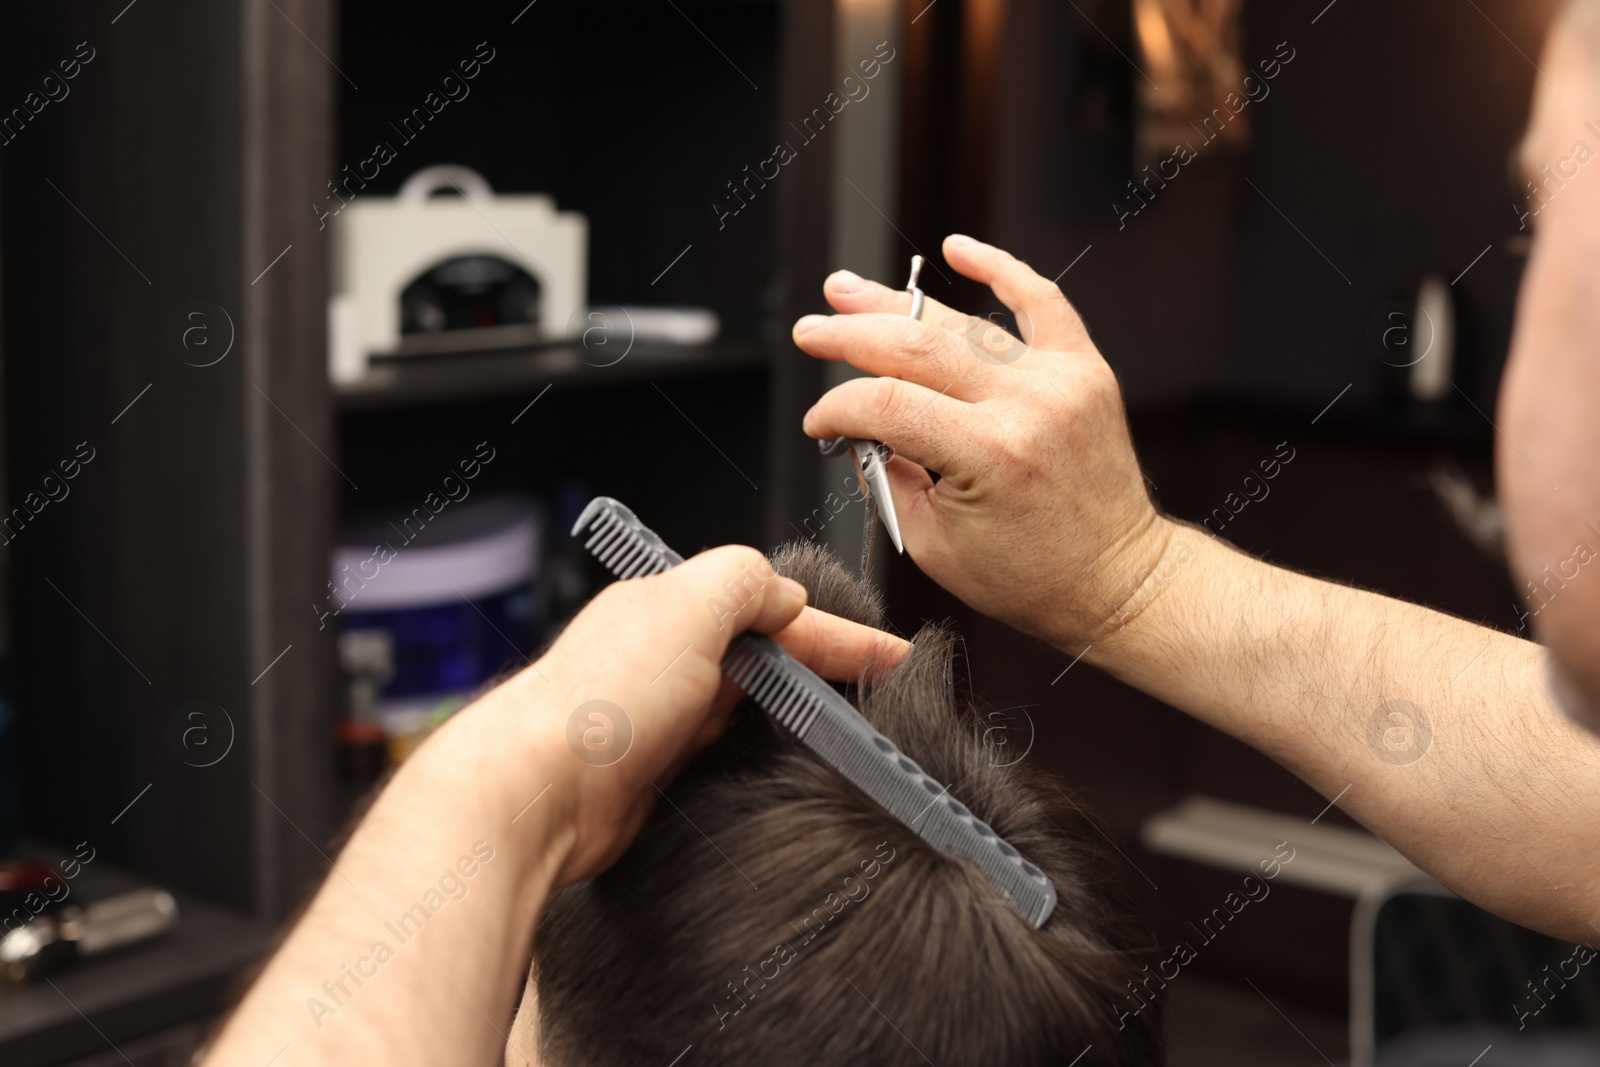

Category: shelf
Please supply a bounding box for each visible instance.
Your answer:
[333,340,770,411]
[0,844,272,1066]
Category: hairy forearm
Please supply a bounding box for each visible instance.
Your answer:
[203,674,570,1066]
[1094,524,1600,942]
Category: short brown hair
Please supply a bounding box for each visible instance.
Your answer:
[533,542,1163,1066]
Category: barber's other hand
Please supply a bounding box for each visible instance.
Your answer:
[502,546,909,887]
[796,235,1175,653]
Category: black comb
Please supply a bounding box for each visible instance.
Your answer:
[572,496,1057,928]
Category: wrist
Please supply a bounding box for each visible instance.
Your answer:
[1086,521,1229,675]
[407,663,579,893]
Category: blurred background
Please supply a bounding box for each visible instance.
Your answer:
[0,0,1592,1063]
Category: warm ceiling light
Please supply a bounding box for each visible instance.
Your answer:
[1133,0,1177,79]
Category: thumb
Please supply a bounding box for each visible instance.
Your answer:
[883,453,938,553]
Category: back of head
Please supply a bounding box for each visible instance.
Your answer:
[534,542,1163,1066]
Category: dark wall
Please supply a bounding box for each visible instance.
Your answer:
[1,0,338,917]
[947,0,1560,411]
[2,2,254,907]
[1212,0,1551,411]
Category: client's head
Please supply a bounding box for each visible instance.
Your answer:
[527,542,1163,1066]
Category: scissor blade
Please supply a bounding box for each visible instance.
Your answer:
[852,440,904,554]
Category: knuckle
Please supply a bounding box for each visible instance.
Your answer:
[1076,360,1121,404]
[591,577,644,617]
[868,376,906,424]
[999,389,1065,465]
[903,320,951,366]
[684,544,767,588]
[1027,274,1062,305]
[995,414,1042,465]
[722,544,769,577]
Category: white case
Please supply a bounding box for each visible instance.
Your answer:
[329,165,586,380]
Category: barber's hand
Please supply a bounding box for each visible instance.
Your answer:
[795,234,1176,653]
[499,546,909,887]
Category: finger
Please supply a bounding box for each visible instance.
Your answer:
[688,612,909,751]
[821,272,1032,368]
[942,234,1092,352]
[792,312,1013,400]
[802,375,980,478]
[664,546,809,654]
[821,269,970,333]
[767,606,912,682]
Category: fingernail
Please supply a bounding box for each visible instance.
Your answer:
[831,269,863,293]
[947,233,976,248]
[779,576,808,603]
[795,314,827,335]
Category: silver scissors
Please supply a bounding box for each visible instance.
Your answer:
[817,255,924,557]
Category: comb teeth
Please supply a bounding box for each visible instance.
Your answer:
[571,496,1057,928]
[724,644,822,736]
[573,497,686,574]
